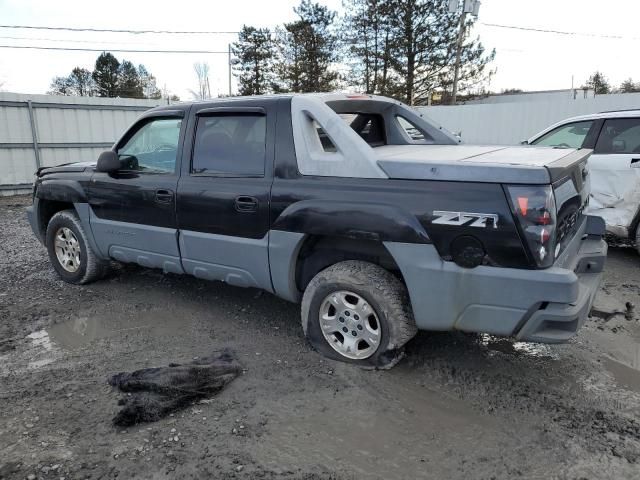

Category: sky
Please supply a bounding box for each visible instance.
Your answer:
[0,0,639,99]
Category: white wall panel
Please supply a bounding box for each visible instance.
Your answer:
[419,92,640,145]
[0,91,162,189]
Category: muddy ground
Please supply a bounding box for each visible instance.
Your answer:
[0,194,639,480]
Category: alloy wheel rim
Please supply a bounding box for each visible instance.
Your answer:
[54,227,81,273]
[319,290,381,360]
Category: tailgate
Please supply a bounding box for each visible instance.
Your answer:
[549,149,591,254]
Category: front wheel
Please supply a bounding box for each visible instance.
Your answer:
[301,261,417,369]
[45,210,109,284]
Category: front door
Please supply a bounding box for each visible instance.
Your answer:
[588,117,640,235]
[89,114,186,273]
[176,104,275,290]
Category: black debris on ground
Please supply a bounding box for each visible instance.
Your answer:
[108,349,242,426]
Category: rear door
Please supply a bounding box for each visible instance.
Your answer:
[89,111,186,273]
[176,102,275,290]
[587,117,640,234]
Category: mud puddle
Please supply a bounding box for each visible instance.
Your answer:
[46,310,191,351]
[602,356,640,393]
[21,309,197,371]
[250,369,551,479]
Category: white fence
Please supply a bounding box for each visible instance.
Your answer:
[418,92,640,145]
[0,92,163,195]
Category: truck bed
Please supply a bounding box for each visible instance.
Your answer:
[376,145,591,184]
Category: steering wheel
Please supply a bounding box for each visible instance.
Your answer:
[554,143,571,148]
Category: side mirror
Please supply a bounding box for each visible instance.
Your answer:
[520,140,529,145]
[96,151,120,173]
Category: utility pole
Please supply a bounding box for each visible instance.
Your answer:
[450,0,481,105]
[228,43,232,97]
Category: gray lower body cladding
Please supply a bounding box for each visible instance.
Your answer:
[28,201,606,344]
[384,215,607,343]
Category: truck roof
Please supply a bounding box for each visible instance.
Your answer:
[150,93,409,111]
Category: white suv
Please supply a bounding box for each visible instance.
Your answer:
[527,110,640,251]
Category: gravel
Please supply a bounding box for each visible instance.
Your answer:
[1,195,639,479]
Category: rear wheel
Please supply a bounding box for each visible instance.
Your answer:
[636,223,640,255]
[46,210,109,284]
[301,261,417,369]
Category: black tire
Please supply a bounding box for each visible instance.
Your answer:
[636,223,640,256]
[45,209,109,284]
[301,260,417,369]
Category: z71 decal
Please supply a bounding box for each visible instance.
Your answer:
[432,211,499,228]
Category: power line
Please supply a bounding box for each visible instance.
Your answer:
[0,35,172,46]
[0,24,239,35]
[0,44,228,54]
[480,22,640,41]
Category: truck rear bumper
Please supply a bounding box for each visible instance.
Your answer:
[384,215,607,343]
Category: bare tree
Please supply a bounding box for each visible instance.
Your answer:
[190,62,211,100]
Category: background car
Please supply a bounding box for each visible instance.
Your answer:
[526,110,640,252]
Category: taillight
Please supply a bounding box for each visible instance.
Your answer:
[506,185,557,268]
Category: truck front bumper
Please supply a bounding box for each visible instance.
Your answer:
[384,215,607,343]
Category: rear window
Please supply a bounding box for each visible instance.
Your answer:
[339,113,386,147]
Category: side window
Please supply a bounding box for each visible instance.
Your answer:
[192,114,266,176]
[117,118,181,173]
[313,119,337,153]
[532,121,592,148]
[594,118,640,154]
[397,116,433,142]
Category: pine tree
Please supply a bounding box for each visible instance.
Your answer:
[342,0,494,105]
[584,71,610,95]
[341,0,397,95]
[138,65,162,99]
[232,26,277,96]
[277,0,339,92]
[49,67,94,96]
[50,54,163,99]
[117,61,144,98]
[92,52,120,97]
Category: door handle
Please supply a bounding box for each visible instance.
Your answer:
[631,158,640,167]
[155,189,174,203]
[235,195,259,212]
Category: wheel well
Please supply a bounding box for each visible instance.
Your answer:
[39,200,74,237]
[295,235,404,292]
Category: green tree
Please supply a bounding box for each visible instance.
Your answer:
[232,25,277,96]
[619,78,640,93]
[277,0,339,92]
[49,67,94,96]
[341,0,397,95]
[49,54,164,99]
[117,60,144,98]
[584,71,610,95]
[138,65,162,99]
[49,76,73,95]
[92,52,120,97]
[385,0,494,105]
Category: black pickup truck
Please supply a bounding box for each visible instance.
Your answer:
[27,93,607,368]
